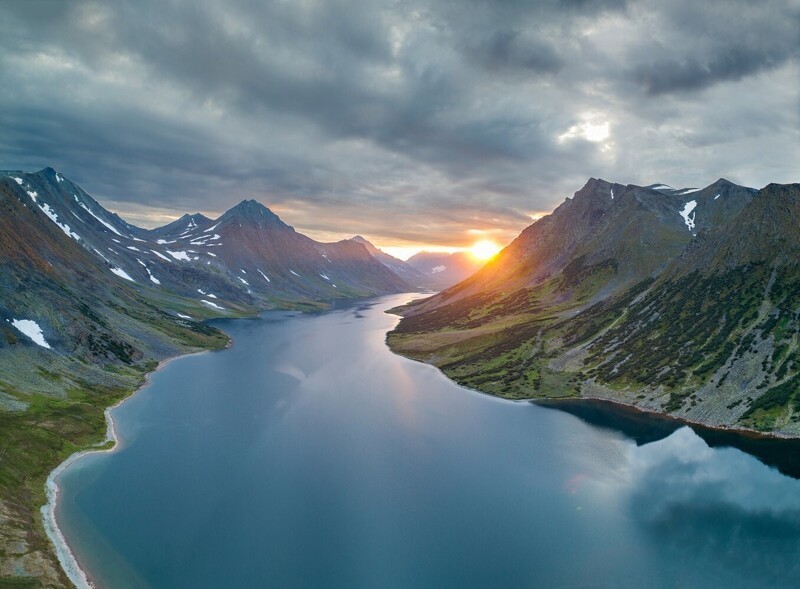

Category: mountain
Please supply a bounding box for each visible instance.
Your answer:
[405,250,484,289]
[388,179,800,436]
[349,236,433,287]
[195,202,410,302]
[0,170,236,586]
[0,167,412,585]
[402,178,755,317]
[0,168,411,313]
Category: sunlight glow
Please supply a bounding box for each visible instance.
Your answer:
[469,239,501,261]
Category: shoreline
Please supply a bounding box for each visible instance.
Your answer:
[385,336,800,442]
[40,347,220,589]
[532,393,799,441]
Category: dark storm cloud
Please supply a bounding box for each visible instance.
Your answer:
[0,0,797,248]
[627,0,800,95]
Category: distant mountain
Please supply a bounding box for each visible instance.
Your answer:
[388,178,800,436]
[405,250,484,289]
[349,236,439,288]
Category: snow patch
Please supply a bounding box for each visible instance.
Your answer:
[320,273,330,281]
[12,177,23,185]
[197,289,217,299]
[93,249,110,263]
[679,187,702,194]
[203,223,220,233]
[77,202,124,236]
[610,188,614,199]
[126,246,141,252]
[39,202,80,240]
[431,265,446,274]
[679,200,697,232]
[290,270,301,277]
[651,184,673,190]
[167,250,191,261]
[150,250,171,261]
[176,313,192,320]
[238,277,249,286]
[156,239,176,245]
[257,269,270,282]
[714,193,720,200]
[110,267,135,282]
[56,174,64,183]
[11,319,51,349]
[137,259,160,285]
[201,300,224,310]
[27,190,38,202]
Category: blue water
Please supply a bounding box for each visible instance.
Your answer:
[57,295,800,588]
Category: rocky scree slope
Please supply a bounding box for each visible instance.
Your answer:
[387,179,800,436]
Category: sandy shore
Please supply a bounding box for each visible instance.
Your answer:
[40,348,216,589]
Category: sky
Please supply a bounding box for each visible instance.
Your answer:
[1,0,798,258]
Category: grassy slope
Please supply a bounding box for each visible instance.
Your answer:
[0,315,230,588]
[388,264,800,436]
[0,181,313,587]
[388,185,800,436]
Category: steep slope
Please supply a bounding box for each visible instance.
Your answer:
[405,250,484,289]
[349,235,428,287]
[402,178,754,318]
[0,174,232,586]
[387,179,800,435]
[1,169,412,313]
[554,183,800,433]
[0,168,411,585]
[165,199,411,304]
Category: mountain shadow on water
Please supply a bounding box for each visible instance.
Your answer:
[536,398,800,480]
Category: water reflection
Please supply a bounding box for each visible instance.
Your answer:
[538,398,800,478]
[626,427,800,585]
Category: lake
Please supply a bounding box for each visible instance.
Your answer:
[56,294,800,588]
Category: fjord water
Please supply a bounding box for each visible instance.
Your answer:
[57,295,800,588]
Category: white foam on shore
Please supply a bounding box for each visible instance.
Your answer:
[41,350,212,589]
[42,395,125,589]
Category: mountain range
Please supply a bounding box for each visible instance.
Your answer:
[388,178,800,436]
[0,167,424,585]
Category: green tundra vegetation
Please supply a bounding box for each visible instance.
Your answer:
[0,309,231,587]
[389,183,800,436]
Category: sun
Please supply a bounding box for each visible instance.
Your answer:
[469,239,501,261]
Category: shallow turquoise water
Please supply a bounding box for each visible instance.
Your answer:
[58,294,800,588]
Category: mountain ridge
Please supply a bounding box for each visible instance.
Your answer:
[0,166,416,585]
[388,177,800,437]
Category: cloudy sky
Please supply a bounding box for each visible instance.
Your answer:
[1,0,798,257]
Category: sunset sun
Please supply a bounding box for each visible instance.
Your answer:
[469,239,501,261]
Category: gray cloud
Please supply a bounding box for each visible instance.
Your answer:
[627,0,800,95]
[0,0,797,250]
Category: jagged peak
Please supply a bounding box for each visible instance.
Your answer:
[219,198,291,230]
